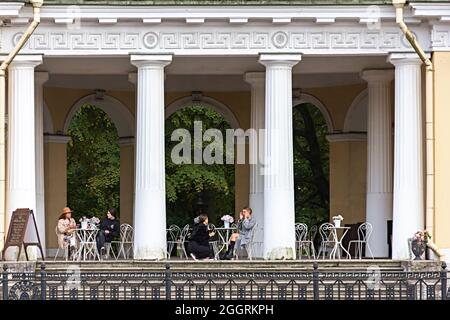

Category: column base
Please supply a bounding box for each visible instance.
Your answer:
[265,247,295,260]
[133,247,166,261]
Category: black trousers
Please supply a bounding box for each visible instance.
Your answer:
[96,230,113,252]
[187,241,213,259]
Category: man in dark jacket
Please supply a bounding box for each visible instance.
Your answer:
[96,208,120,256]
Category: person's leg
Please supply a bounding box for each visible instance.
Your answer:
[223,233,239,260]
[97,230,106,253]
[196,245,211,259]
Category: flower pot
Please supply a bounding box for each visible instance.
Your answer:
[81,221,88,230]
[224,221,230,228]
[411,239,426,260]
[333,219,341,228]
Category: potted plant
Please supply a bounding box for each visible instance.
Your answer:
[221,214,234,228]
[332,214,344,228]
[410,230,431,260]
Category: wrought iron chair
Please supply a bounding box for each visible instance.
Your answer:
[295,223,316,259]
[178,224,191,258]
[234,222,258,260]
[347,222,374,259]
[110,224,134,260]
[317,223,336,259]
[166,225,181,259]
[207,223,222,260]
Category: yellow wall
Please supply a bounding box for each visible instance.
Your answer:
[304,84,367,131]
[329,140,367,225]
[120,144,134,225]
[44,141,68,248]
[433,52,450,250]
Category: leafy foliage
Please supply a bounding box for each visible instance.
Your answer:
[165,106,235,226]
[293,103,330,227]
[67,104,120,221]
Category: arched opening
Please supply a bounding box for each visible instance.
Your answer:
[165,102,236,227]
[293,101,330,226]
[67,104,120,220]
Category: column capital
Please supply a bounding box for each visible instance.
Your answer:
[361,69,394,83]
[258,53,302,68]
[9,55,43,68]
[44,134,71,144]
[387,53,426,66]
[130,54,172,68]
[128,72,137,85]
[244,72,265,87]
[35,72,49,86]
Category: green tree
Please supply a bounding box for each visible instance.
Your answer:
[67,104,120,221]
[165,106,235,226]
[293,103,330,227]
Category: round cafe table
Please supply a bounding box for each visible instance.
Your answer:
[73,228,101,261]
[214,226,238,259]
[329,226,351,260]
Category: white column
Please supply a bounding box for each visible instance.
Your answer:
[244,72,265,258]
[361,69,394,258]
[35,72,48,256]
[259,54,301,260]
[6,55,42,260]
[388,53,424,259]
[130,55,172,260]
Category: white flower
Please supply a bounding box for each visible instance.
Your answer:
[332,215,344,221]
[221,214,234,223]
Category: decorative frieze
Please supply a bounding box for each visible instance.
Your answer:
[1,23,426,55]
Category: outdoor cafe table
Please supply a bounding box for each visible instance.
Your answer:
[329,226,351,260]
[214,226,238,258]
[73,228,101,261]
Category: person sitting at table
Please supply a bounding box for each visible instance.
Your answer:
[221,207,255,260]
[188,214,215,260]
[96,208,120,257]
[56,207,78,256]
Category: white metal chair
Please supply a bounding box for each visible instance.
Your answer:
[166,225,181,259]
[317,223,336,259]
[347,222,374,259]
[110,224,134,260]
[295,223,316,259]
[234,222,258,260]
[178,224,191,258]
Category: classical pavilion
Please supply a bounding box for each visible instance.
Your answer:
[1,0,450,262]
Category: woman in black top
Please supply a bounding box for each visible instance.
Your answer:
[188,214,215,260]
[96,208,120,255]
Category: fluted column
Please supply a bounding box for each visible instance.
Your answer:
[259,54,301,260]
[130,55,172,260]
[6,55,42,260]
[244,72,265,258]
[361,69,394,258]
[388,53,424,259]
[35,72,48,256]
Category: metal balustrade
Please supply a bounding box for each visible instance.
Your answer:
[0,262,448,300]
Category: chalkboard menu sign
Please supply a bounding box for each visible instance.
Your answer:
[2,208,44,261]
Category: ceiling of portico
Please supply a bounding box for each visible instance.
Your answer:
[40,55,392,91]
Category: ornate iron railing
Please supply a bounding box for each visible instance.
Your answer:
[1,262,448,300]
